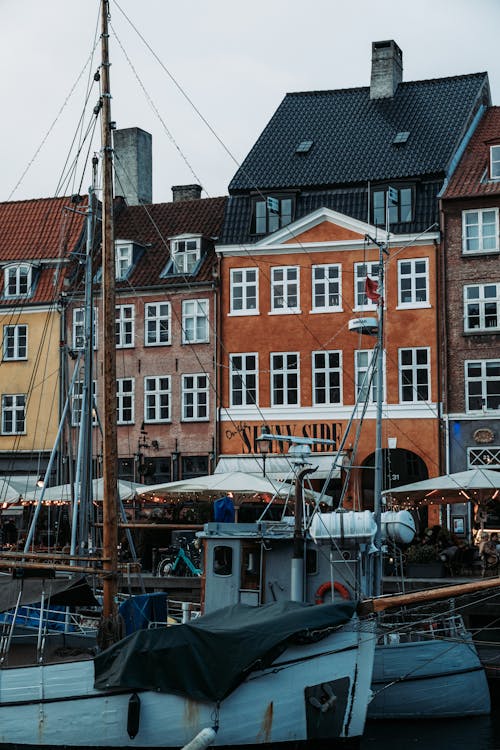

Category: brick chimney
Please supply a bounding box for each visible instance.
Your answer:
[370,40,403,100]
[172,184,202,202]
[114,127,152,205]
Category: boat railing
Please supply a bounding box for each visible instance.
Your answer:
[0,605,100,635]
[380,613,468,644]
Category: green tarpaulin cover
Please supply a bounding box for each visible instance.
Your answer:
[94,600,356,702]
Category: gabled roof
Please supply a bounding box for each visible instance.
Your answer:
[442,106,500,200]
[229,74,490,192]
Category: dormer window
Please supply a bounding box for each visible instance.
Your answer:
[251,195,294,235]
[372,186,412,226]
[170,236,201,274]
[115,243,133,280]
[491,145,500,180]
[4,263,32,298]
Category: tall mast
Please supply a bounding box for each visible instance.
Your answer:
[100,0,119,643]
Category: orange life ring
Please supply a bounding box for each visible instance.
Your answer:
[315,581,350,604]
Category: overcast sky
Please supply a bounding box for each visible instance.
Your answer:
[1,0,499,204]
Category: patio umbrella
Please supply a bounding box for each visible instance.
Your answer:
[22,478,147,503]
[0,480,21,504]
[382,468,500,504]
[137,471,292,498]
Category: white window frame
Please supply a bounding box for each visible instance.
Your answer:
[229,353,258,407]
[465,359,500,413]
[4,264,32,298]
[145,302,171,346]
[1,394,26,434]
[270,352,300,406]
[71,381,97,427]
[182,374,209,421]
[115,243,133,280]
[230,268,258,315]
[72,307,98,350]
[271,266,300,314]
[182,299,209,344]
[312,350,342,406]
[397,257,429,307]
[355,349,384,404]
[491,145,500,180]
[464,283,500,333]
[311,264,342,312]
[399,347,431,403]
[170,236,201,274]
[116,305,135,348]
[144,376,171,423]
[3,324,27,360]
[117,378,134,425]
[462,208,499,254]
[354,261,380,310]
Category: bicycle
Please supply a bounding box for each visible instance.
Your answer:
[157,536,202,577]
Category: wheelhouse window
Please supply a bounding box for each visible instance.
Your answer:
[230,353,258,407]
[399,348,430,402]
[144,376,171,423]
[312,264,342,312]
[213,545,233,576]
[398,258,429,306]
[354,261,380,309]
[1,394,25,434]
[169,236,201,274]
[463,209,499,253]
[182,299,209,343]
[3,325,27,360]
[72,307,98,350]
[230,268,258,314]
[117,378,134,424]
[464,284,500,332]
[251,195,294,235]
[4,264,32,298]
[271,353,299,406]
[145,302,171,346]
[372,186,412,226]
[491,145,500,180]
[271,266,299,313]
[182,374,209,421]
[465,360,500,412]
[116,305,134,348]
[312,351,342,405]
[115,243,133,280]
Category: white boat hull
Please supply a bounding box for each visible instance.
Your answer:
[0,622,375,747]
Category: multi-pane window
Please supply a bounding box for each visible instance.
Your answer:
[3,325,27,360]
[312,265,341,312]
[465,360,500,412]
[71,381,97,426]
[117,378,134,424]
[1,394,25,434]
[171,238,201,274]
[463,209,499,253]
[355,349,383,403]
[398,258,428,306]
[491,145,500,180]
[312,351,342,405]
[252,196,293,235]
[373,187,412,225]
[354,262,380,308]
[115,243,133,280]
[182,374,209,420]
[144,376,171,423]
[72,307,98,350]
[399,348,430,402]
[116,305,134,348]
[4,264,31,298]
[464,284,500,332]
[271,353,299,406]
[145,302,171,346]
[230,268,258,314]
[271,267,299,313]
[182,299,209,343]
[230,354,258,407]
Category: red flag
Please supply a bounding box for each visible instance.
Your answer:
[365,276,380,303]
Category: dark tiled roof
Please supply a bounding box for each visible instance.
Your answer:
[442,107,500,199]
[229,74,490,192]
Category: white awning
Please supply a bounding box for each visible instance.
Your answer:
[214,455,340,481]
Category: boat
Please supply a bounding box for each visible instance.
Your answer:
[0,3,376,747]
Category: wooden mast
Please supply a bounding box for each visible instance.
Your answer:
[99,0,119,645]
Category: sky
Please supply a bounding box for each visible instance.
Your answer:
[1,0,499,205]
